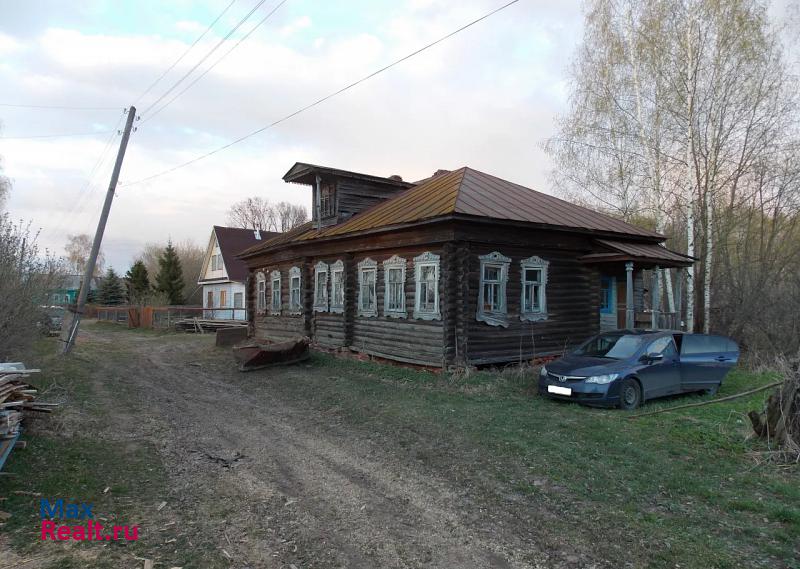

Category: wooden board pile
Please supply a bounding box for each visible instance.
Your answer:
[0,368,56,471]
[174,317,248,333]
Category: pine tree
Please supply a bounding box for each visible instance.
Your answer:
[125,260,150,302]
[97,267,126,305]
[155,241,184,305]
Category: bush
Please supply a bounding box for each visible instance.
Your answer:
[0,215,63,360]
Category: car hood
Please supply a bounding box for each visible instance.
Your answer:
[545,354,631,377]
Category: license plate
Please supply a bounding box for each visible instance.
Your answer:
[548,385,572,396]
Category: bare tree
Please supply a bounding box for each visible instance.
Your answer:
[227,197,276,231]
[274,201,308,231]
[174,239,204,305]
[226,197,307,232]
[547,0,799,336]
[65,233,104,276]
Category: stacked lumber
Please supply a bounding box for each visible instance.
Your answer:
[0,368,56,471]
[174,318,248,333]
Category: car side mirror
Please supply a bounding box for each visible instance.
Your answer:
[641,352,664,363]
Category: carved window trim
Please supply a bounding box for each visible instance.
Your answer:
[256,271,266,314]
[288,266,302,315]
[477,251,510,327]
[382,255,407,318]
[357,258,378,317]
[413,252,441,320]
[520,256,549,321]
[269,270,281,315]
[313,261,329,312]
[330,260,345,314]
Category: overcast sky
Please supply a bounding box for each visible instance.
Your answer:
[0,0,793,271]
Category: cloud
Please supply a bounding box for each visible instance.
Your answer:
[0,0,584,269]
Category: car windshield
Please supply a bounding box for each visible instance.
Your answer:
[574,333,646,360]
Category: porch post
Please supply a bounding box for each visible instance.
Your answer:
[625,262,634,329]
[651,265,661,329]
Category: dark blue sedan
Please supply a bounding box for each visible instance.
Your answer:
[538,330,739,410]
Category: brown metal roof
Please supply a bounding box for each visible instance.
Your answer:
[241,166,665,258]
[582,239,694,267]
[283,162,414,188]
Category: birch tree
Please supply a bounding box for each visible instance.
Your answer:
[548,0,799,334]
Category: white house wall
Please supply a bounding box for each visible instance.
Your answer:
[202,234,229,281]
[202,282,247,320]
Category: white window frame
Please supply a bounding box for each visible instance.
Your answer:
[382,255,407,318]
[357,258,378,317]
[330,260,344,314]
[477,251,510,327]
[313,261,329,312]
[289,266,302,314]
[413,252,441,320]
[520,256,549,321]
[256,272,266,313]
[269,270,281,314]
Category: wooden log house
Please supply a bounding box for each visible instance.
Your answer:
[238,162,693,367]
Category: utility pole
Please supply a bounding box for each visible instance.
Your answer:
[62,106,137,355]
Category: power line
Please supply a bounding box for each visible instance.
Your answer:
[124,0,520,187]
[0,130,110,140]
[141,0,288,124]
[0,103,120,111]
[139,0,270,117]
[41,111,127,244]
[133,0,238,105]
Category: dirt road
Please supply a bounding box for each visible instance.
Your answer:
[75,327,592,569]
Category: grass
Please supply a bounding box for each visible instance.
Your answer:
[0,327,227,568]
[2,326,798,568]
[273,353,800,568]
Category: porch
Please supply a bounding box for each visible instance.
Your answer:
[581,239,694,331]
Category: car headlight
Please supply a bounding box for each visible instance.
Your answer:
[539,366,548,378]
[585,373,619,384]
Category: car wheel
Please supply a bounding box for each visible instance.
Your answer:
[619,377,642,410]
[704,384,719,396]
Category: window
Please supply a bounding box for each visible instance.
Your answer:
[383,255,406,317]
[219,289,227,307]
[320,182,336,218]
[207,290,214,308]
[520,256,549,321]
[477,252,510,327]
[314,261,329,312]
[289,266,302,313]
[234,292,243,309]
[256,273,266,313]
[600,276,614,315]
[646,336,678,360]
[330,260,344,313]
[211,254,222,272]
[413,252,440,320]
[270,270,281,314]
[357,258,377,317]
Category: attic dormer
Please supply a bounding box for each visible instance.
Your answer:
[282,162,414,229]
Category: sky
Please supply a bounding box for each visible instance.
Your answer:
[0,0,793,271]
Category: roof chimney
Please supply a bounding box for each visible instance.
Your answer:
[254,229,261,240]
[388,174,403,181]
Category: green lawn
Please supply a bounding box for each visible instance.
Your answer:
[272,355,800,568]
[1,326,798,568]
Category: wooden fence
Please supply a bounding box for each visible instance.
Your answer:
[92,305,247,329]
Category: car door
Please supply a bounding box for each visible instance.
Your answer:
[636,336,681,399]
[679,334,739,391]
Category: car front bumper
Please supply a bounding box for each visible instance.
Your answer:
[537,377,621,407]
